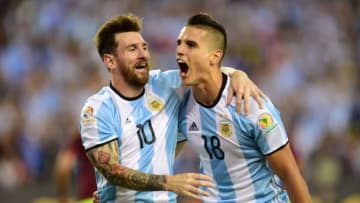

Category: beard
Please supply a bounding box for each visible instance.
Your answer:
[120,64,149,88]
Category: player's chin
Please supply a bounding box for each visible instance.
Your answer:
[137,76,149,85]
[180,77,192,86]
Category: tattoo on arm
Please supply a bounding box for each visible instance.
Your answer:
[86,140,167,191]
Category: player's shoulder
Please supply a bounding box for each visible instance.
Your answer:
[86,86,112,102]
[82,86,114,112]
[148,69,181,89]
[149,69,178,79]
[244,96,278,124]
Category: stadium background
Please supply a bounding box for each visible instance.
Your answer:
[0,0,359,202]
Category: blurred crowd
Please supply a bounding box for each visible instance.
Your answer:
[0,0,359,202]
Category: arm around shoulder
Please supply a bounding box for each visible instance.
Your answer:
[221,66,266,114]
[86,139,214,200]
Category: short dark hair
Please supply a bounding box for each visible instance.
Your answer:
[186,13,227,60]
[94,14,142,60]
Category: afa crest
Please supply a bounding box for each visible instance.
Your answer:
[146,95,164,112]
[219,120,232,137]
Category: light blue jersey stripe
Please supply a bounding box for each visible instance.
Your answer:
[97,98,122,143]
[151,72,180,175]
[199,107,236,202]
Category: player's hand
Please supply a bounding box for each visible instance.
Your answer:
[165,173,214,200]
[92,190,99,203]
[227,71,267,115]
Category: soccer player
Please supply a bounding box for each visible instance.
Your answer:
[80,14,265,203]
[177,13,312,203]
[54,131,96,203]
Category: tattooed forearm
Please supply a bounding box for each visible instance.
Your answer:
[126,170,166,191]
[86,140,167,191]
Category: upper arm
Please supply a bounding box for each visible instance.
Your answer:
[86,139,129,185]
[266,143,300,180]
[86,139,119,170]
[55,149,76,176]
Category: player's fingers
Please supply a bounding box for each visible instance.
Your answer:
[192,174,215,188]
[193,179,215,188]
[194,173,212,181]
[256,87,267,101]
[252,91,264,110]
[182,190,203,200]
[192,187,210,197]
[93,191,99,203]
[244,89,250,116]
[226,88,234,105]
[235,90,243,114]
[185,186,210,198]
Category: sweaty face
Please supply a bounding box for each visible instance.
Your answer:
[176,26,212,86]
[112,32,150,87]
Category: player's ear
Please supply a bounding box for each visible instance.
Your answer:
[103,54,116,70]
[210,49,222,65]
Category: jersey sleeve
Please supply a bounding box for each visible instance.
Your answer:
[177,90,191,141]
[177,132,186,143]
[150,69,181,88]
[150,69,189,100]
[247,98,289,155]
[79,95,120,150]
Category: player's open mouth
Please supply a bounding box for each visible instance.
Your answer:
[135,63,147,69]
[177,60,188,74]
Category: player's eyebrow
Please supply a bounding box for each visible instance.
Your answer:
[177,39,198,47]
[126,42,148,49]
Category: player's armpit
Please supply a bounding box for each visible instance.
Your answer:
[86,140,166,191]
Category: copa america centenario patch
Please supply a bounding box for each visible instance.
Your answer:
[81,106,96,125]
[258,112,273,130]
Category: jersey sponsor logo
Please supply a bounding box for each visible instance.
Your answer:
[188,122,199,131]
[125,117,132,124]
[81,106,96,125]
[258,112,274,131]
[219,120,232,137]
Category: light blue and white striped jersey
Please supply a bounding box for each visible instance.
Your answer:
[179,74,289,203]
[80,70,185,203]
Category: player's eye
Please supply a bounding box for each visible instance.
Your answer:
[186,41,196,48]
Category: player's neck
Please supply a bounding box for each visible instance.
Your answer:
[110,77,144,99]
[192,70,223,106]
